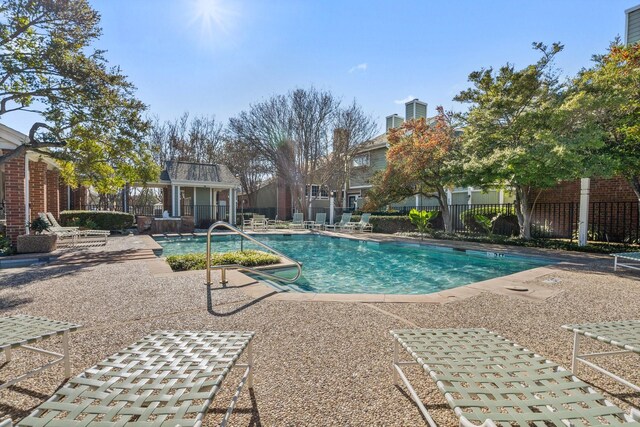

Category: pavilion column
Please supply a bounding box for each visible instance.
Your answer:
[46,169,60,218]
[29,160,47,221]
[213,190,218,220]
[171,185,176,216]
[4,149,26,245]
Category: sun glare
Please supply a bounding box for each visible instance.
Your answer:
[188,0,237,44]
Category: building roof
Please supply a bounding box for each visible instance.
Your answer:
[160,161,241,187]
[357,133,388,153]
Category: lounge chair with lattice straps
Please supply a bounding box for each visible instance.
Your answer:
[8,330,255,427]
[391,328,640,427]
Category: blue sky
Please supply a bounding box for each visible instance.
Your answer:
[7,0,639,134]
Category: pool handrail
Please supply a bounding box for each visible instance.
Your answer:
[206,221,302,286]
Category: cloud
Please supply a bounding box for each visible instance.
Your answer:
[394,95,416,105]
[349,63,368,73]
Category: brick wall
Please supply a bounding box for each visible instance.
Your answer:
[46,169,60,218]
[4,150,25,245]
[28,160,47,220]
[536,176,638,204]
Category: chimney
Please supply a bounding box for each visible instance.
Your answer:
[405,98,427,121]
[385,114,404,131]
[332,128,349,153]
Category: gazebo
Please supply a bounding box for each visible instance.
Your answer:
[149,160,241,228]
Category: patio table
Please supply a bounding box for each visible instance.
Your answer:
[562,320,640,392]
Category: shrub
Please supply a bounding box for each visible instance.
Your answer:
[60,210,134,231]
[460,207,519,236]
[166,250,280,272]
[28,217,50,234]
[409,209,439,238]
[0,233,14,256]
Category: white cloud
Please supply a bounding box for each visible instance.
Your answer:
[394,95,415,105]
[349,63,368,73]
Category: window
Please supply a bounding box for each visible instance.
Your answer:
[352,153,370,167]
[305,184,329,199]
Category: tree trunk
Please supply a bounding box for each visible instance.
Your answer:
[514,185,532,239]
[436,186,452,233]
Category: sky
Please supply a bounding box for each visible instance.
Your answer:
[6,0,640,135]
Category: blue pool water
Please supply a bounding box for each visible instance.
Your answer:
[155,234,552,294]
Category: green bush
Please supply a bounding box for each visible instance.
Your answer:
[166,250,280,272]
[60,210,134,231]
[460,207,519,236]
[28,217,50,234]
[0,233,14,256]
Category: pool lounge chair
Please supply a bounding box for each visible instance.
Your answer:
[309,212,327,230]
[289,212,304,229]
[42,212,110,246]
[325,213,352,231]
[391,328,640,427]
[39,213,77,231]
[563,320,640,392]
[343,213,373,233]
[10,330,255,427]
[0,315,81,390]
[251,214,268,231]
[612,251,640,271]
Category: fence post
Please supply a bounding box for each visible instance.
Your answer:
[578,178,590,246]
[329,193,335,225]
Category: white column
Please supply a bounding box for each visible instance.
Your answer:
[467,187,473,206]
[171,185,176,216]
[24,156,30,234]
[193,186,197,223]
[209,187,213,221]
[329,193,335,225]
[176,185,181,216]
[415,194,419,209]
[499,189,505,205]
[446,189,453,206]
[578,178,590,247]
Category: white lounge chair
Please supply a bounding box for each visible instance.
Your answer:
[8,331,255,427]
[325,213,352,231]
[289,212,304,229]
[612,251,640,271]
[309,213,327,230]
[343,213,373,233]
[0,315,81,390]
[563,320,640,392]
[392,328,640,426]
[251,214,268,231]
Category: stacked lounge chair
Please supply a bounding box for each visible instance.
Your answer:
[343,213,373,233]
[289,212,305,230]
[309,212,327,230]
[325,212,352,231]
[39,212,109,247]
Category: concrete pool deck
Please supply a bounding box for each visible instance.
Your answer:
[1,234,638,426]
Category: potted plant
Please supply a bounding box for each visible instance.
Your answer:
[17,217,58,253]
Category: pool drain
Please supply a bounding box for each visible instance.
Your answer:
[505,285,528,292]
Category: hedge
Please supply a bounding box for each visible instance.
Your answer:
[60,210,135,231]
[166,250,280,272]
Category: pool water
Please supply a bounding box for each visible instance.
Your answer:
[155,234,552,294]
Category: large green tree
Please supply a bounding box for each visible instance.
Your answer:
[455,43,582,239]
[563,40,640,201]
[0,0,158,191]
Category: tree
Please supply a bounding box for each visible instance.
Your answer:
[364,107,462,232]
[0,0,157,191]
[148,113,225,165]
[454,42,579,239]
[229,87,375,215]
[221,137,270,207]
[563,40,640,203]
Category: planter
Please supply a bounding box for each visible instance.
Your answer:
[17,234,58,254]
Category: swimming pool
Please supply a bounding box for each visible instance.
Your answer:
[155,234,552,294]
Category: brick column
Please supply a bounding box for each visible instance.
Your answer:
[59,182,69,212]
[4,150,26,245]
[46,169,60,218]
[29,161,47,220]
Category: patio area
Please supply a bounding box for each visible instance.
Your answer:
[0,234,639,426]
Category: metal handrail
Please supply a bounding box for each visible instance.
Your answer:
[206,221,302,286]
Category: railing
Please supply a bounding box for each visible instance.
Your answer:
[205,221,302,286]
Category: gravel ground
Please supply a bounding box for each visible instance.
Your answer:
[0,235,638,426]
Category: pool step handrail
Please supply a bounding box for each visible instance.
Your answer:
[206,221,302,286]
